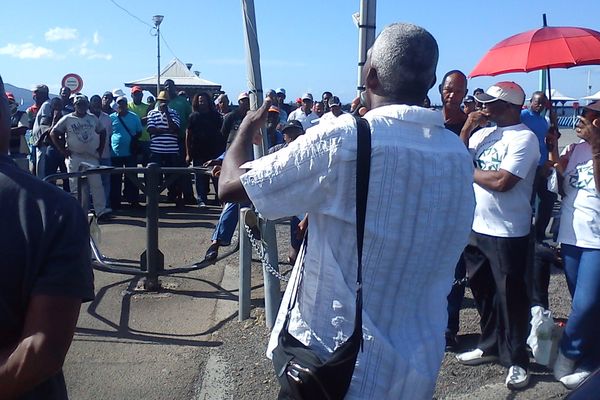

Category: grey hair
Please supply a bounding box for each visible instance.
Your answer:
[370,23,439,99]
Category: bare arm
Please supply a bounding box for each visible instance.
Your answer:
[0,295,82,398]
[474,168,521,192]
[219,98,272,203]
[50,127,70,158]
[185,128,193,164]
[460,110,488,146]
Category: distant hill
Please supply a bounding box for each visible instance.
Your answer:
[4,83,58,111]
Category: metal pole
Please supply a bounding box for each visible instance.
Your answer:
[356,0,377,97]
[140,162,163,291]
[239,208,252,321]
[241,0,281,329]
[157,25,161,96]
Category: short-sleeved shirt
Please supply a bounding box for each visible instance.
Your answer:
[31,100,53,145]
[95,111,113,159]
[53,113,104,158]
[287,108,319,130]
[240,105,475,399]
[109,111,142,158]
[521,109,549,165]
[0,155,94,399]
[187,110,224,161]
[167,95,192,139]
[128,102,150,142]
[146,108,180,154]
[558,141,600,249]
[221,111,245,149]
[468,123,540,237]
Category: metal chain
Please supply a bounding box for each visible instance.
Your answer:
[244,223,290,282]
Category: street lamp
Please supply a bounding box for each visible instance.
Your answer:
[152,15,164,96]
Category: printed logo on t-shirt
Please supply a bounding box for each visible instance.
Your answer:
[68,120,96,143]
[477,146,504,171]
[568,161,596,191]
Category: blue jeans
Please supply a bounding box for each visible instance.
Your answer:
[211,202,240,245]
[99,157,111,206]
[560,244,600,370]
[193,159,218,203]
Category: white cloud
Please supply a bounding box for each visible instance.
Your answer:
[0,43,58,59]
[45,27,78,41]
[75,43,112,60]
[93,32,101,45]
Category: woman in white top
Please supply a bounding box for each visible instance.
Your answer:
[549,101,600,390]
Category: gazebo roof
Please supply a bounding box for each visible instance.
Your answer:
[124,58,221,95]
[545,89,576,102]
[582,90,600,101]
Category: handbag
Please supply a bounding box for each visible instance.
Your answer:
[118,115,140,155]
[272,116,371,400]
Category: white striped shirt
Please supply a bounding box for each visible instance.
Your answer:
[147,108,180,154]
[240,105,475,399]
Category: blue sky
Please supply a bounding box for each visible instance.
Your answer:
[1,1,599,106]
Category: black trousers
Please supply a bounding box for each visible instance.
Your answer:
[464,231,530,368]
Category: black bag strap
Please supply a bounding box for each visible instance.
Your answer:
[285,117,371,345]
[118,114,136,138]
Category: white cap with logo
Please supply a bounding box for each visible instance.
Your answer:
[474,81,525,106]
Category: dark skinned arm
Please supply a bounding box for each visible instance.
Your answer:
[219,98,272,203]
[0,295,82,398]
[474,168,521,192]
[460,110,488,146]
[49,127,70,158]
[185,128,193,164]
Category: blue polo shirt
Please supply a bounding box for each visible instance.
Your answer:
[521,109,549,165]
[109,111,142,157]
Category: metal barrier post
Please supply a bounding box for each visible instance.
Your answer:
[239,208,252,320]
[262,219,281,329]
[139,162,164,291]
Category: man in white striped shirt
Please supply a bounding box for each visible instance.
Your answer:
[146,90,183,203]
[219,23,475,399]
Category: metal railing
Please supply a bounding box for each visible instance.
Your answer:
[44,163,238,290]
[44,162,283,327]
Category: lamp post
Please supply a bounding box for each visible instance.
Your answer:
[152,15,164,96]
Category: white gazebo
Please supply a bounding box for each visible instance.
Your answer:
[582,90,600,101]
[124,58,221,98]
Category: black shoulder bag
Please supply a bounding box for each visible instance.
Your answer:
[272,117,371,400]
[118,115,140,155]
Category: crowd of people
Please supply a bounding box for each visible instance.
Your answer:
[2,20,599,400]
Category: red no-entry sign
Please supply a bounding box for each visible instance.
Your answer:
[61,73,83,93]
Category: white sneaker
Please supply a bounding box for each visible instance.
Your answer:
[198,201,207,208]
[456,348,498,366]
[553,351,576,380]
[560,369,591,390]
[506,365,530,390]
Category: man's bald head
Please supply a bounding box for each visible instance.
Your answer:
[369,23,438,103]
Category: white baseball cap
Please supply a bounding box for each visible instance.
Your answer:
[475,81,525,106]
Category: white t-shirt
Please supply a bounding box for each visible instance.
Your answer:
[240,105,475,399]
[558,141,600,249]
[54,113,103,159]
[468,123,540,237]
[287,108,319,130]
